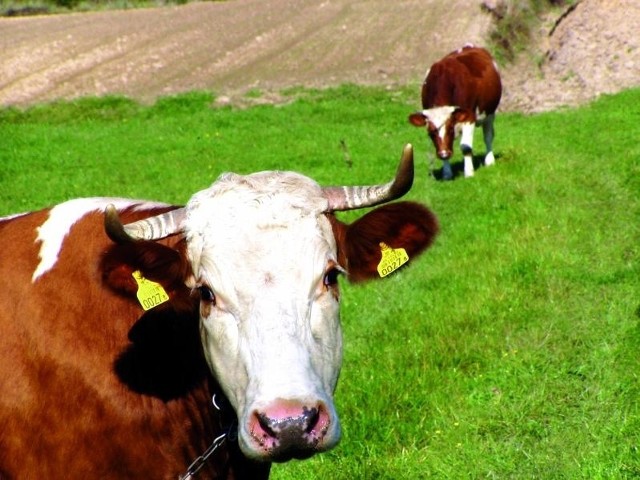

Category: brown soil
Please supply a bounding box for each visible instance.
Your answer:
[502,0,640,113]
[1,0,638,112]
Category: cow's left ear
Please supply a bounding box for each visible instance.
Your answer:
[408,112,427,127]
[333,201,439,282]
[101,240,192,300]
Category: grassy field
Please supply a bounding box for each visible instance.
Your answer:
[1,86,639,478]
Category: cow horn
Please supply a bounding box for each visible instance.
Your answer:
[323,144,414,211]
[104,204,185,243]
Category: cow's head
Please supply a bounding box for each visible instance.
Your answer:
[104,144,438,462]
[408,106,459,160]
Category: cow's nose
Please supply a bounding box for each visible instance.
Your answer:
[438,149,451,159]
[248,400,331,461]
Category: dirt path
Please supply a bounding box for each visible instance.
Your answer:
[1,0,638,112]
[0,0,491,106]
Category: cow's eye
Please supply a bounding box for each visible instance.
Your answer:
[323,268,341,288]
[199,286,216,304]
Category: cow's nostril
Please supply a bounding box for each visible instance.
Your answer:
[304,406,320,434]
[256,412,278,439]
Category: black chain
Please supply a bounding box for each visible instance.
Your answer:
[178,394,236,480]
[179,432,227,480]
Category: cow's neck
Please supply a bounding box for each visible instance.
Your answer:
[180,394,238,479]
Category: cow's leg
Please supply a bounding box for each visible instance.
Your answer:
[483,114,496,167]
[441,159,453,180]
[460,122,475,177]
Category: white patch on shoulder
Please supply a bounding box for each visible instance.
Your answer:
[32,197,169,282]
[475,108,487,123]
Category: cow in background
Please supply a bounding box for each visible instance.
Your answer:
[0,145,438,478]
[408,45,502,180]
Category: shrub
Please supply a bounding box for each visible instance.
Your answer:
[486,0,576,63]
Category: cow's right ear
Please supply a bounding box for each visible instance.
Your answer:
[408,112,427,127]
[101,240,192,299]
[451,107,466,123]
[331,201,439,282]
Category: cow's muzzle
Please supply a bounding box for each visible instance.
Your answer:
[241,399,340,462]
[437,149,452,160]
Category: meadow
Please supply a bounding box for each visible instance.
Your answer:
[1,85,639,478]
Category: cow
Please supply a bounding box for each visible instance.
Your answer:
[408,45,502,180]
[0,144,438,479]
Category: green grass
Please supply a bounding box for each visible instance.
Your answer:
[1,86,639,478]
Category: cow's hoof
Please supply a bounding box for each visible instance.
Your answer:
[485,151,496,166]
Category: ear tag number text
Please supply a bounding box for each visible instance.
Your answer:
[132,270,170,311]
[377,242,409,277]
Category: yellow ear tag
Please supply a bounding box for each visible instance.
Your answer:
[132,270,170,311]
[377,242,410,278]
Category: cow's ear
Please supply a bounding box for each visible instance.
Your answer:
[339,201,439,282]
[451,107,466,123]
[101,240,192,298]
[408,112,427,127]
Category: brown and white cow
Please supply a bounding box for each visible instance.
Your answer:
[408,45,502,180]
[0,145,438,479]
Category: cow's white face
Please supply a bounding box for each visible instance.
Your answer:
[411,106,457,160]
[103,144,438,463]
[183,171,343,461]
